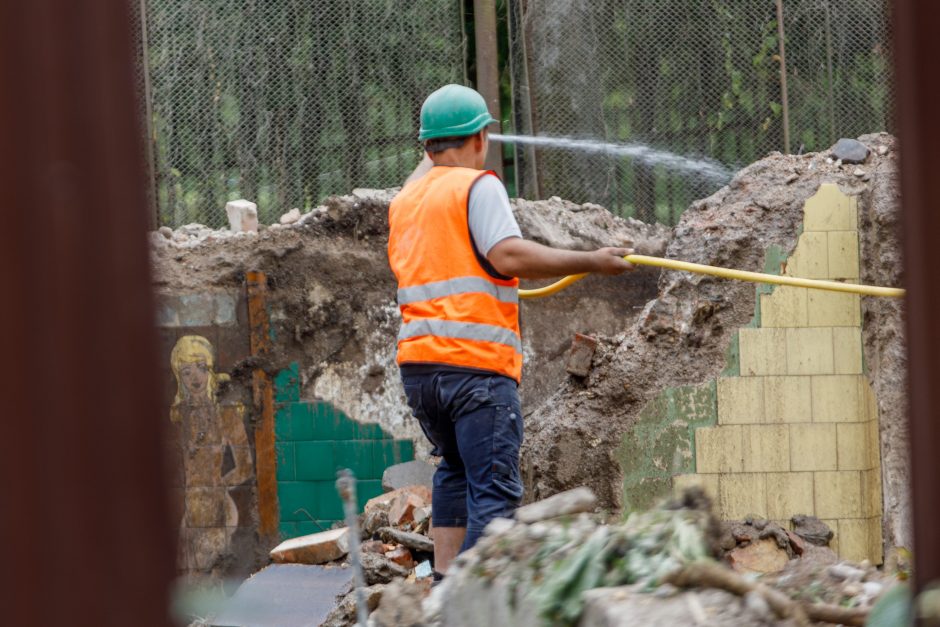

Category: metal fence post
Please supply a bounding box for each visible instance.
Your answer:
[474,0,504,178]
[775,0,792,154]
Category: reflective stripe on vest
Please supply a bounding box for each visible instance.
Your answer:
[397,276,519,306]
[398,319,522,352]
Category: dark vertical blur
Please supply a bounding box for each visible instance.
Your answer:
[0,2,175,626]
[893,0,940,609]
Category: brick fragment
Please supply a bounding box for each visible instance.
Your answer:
[269,527,350,564]
[566,333,598,377]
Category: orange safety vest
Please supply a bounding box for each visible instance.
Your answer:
[388,166,522,382]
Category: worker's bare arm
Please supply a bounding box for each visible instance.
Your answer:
[487,237,634,279]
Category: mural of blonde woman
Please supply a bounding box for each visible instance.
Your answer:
[170,335,254,577]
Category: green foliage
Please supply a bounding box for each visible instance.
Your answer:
[528,507,712,626]
[866,583,912,627]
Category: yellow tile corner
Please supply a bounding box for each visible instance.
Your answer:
[803,183,858,232]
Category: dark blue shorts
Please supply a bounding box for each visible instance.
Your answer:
[401,369,524,551]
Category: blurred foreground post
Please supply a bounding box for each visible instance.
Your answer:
[893,0,940,617]
[0,2,175,626]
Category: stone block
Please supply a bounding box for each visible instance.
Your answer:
[566,333,598,377]
[672,473,719,502]
[695,425,743,474]
[828,231,860,280]
[225,199,259,232]
[739,328,787,376]
[718,473,767,520]
[803,184,858,232]
[837,423,870,471]
[382,460,435,492]
[790,424,837,471]
[742,425,790,472]
[763,377,812,423]
[270,527,350,564]
[786,328,835,375]
[787,232,829,279]
[807,290,860,327]
[717,376,764,424]
[815,471,863,518]
[836,519,870,563]
[761,286,808,328]
[812,375,863,422]
[833,328,863,374]
[727,537,790,575]
[766,472,814,520]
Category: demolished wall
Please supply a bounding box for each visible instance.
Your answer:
[522,133,907,561]
[151,191,666,578]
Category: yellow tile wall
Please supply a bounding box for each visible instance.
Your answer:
[675,184,883,564]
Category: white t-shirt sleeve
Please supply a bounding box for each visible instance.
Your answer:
[467,174,522,256]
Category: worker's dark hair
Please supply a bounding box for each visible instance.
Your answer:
[424,132,480,155]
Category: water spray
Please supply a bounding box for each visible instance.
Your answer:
[489,133,732,182]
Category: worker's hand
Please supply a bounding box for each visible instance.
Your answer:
[591,247,635,274]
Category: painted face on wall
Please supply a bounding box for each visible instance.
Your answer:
[179,360,210,398]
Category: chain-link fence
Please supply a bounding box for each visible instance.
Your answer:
[507,0,893,225]
[138,0,892,228]
[137,0,465,228]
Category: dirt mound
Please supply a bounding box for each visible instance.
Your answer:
[150,189,668,454]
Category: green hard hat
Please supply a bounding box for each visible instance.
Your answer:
[418,84,496,141]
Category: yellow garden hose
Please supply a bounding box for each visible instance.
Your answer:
[518,254,905,299]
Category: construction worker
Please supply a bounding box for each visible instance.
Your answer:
[388,84,634,577]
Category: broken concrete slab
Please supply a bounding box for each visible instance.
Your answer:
[388,490,430,527]
[269,527,350,565]
[514,486,597,524]
[378,527,434,554]
[225,199,259,233]
[209,564,352,627]
[381,460,435,492]
[365,485,432,515]
[361,550,410,585]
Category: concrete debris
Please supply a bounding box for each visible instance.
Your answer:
[321,583,386,627]
[225,199,259,232]
[269,527,350,565]
[377,527,434,554]
[831,137,871,164]
[579,586,770,627]
[385,546,415,569]
[365,485,432,516]
[361,550,410,585]
[565,333,598,377]
[514,486,597,523]
[369,580,431,627]
[381,460,435,493]
[158,225,173,239]
[388,489,430,527]
[362,509,390,537]
[878,144,890,155]
[279,208,301,224]
[791,515,834,547]
[854,167,866,177]
[726,537,790,575]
